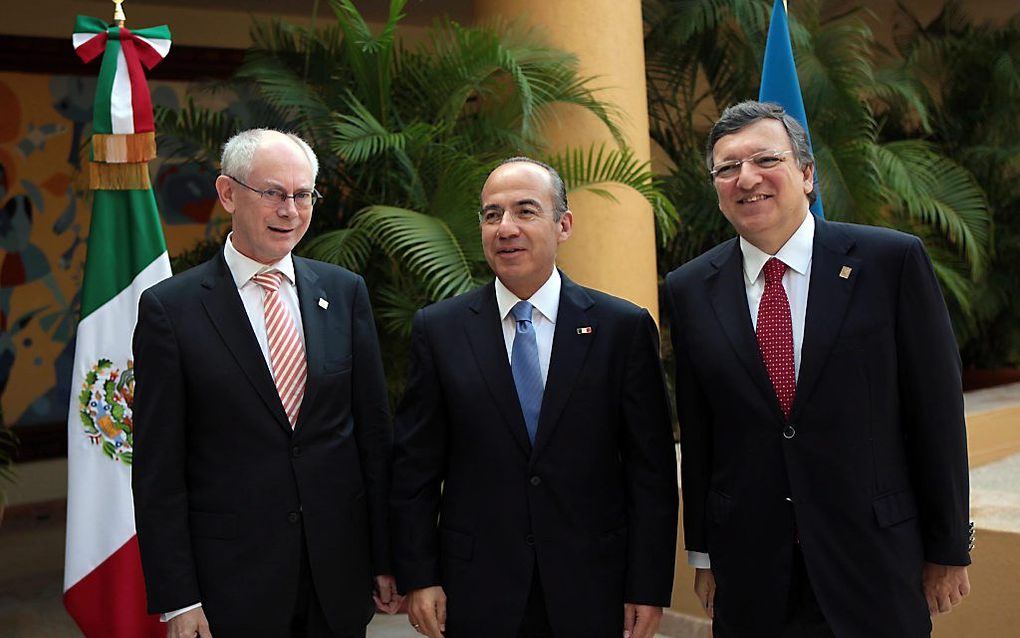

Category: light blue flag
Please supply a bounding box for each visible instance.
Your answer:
[759,0,825,218]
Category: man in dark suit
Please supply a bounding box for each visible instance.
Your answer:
[665,101,972,637]
[132,129,397,638]
[390,158,678,638]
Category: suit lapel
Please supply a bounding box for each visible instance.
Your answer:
[464,283,532,457]
[790,219,860,422]
[201,252,291,433]
[706,240,785,423]
[532,274,596,460]
[293,258,324,433]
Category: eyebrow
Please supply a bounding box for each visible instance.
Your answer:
[481,198,545,211]
[261,180,314,191]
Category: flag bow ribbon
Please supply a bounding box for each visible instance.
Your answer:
[72,15,171,189]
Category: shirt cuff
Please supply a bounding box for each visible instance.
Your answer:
[688,551,711,569]
[161,602,202,622]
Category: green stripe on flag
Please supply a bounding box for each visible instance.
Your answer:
[80,189,167,320]
[93,30,119,135]
[132,24,172,40]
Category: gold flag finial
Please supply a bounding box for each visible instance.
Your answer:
[113,0,126,25]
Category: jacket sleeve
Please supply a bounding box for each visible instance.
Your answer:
[389,308,449,592]
[895,237,971,566]
[621,308,680,606]
[666,271,715,556]
[350,275,394,575]
[132,288,202,613]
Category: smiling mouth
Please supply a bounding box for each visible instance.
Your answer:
[740,194,772,204]
[268,226,294,234]
[497,247,526,255]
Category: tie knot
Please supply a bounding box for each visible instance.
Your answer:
[251,270,284,292]
[763,258,787,285]
[511,300,534,324]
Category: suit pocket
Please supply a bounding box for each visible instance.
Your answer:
[707,489,734,525]
[189,511,237,539]
[440,527,474,561]
[323,355,353,374]
[873,489,918,528]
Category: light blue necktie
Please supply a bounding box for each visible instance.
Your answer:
[511,300,543,444]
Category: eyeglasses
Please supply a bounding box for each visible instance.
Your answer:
[477,207,547,226]
[227,175,321,209]
[710,149,795,181]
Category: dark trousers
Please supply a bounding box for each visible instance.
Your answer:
[518,565,553,638]
[291,535,368,638]
[782,546,835,638]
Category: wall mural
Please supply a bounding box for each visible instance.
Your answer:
[0,70,222,432]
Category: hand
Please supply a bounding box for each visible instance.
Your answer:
[923,562,970,617]
[407,586,446,637]
[373,574,403,614]
[167,607,212,638]
[623,603,662,638]
[694,568,716,619]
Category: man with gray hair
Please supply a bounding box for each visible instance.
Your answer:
[666,101,972,636]
[133,129,398,637]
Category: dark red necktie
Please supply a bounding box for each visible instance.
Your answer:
[756,258,796,419]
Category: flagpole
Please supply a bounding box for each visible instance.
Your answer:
[113,0,126,26]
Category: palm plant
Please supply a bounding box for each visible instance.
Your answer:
[644,0,991,324]
[157,0,676,394]
[888,1,1020,365]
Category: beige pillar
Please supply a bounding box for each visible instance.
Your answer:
[473,0,659,317]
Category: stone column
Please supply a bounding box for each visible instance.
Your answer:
[473,0,660,317]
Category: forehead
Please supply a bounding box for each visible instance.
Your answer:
[248,137,314,184]
[481,163,555,207]
[712,119,793,161]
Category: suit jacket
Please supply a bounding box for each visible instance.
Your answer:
[132,251,392,637]
[390,273,678,638]
[665,219,970,638]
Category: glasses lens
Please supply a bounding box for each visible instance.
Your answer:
[753,154,783,169]
[713,163,739,180]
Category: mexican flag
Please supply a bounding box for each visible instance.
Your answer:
[64,15,171,637]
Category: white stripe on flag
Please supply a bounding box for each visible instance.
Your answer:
[135,35,172,59]
[72,32,103,49]
[64,254,171,591]
[111,48,134,134]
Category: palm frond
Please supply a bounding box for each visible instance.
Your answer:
[299,228,373,272]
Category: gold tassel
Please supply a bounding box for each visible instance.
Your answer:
[92,132,157,163]
[89,161,152,190]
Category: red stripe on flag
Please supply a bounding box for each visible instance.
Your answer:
[75,33,108,64]
[64,535,163,638]
[118,28,156,133]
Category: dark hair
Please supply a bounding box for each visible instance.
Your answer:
[490,156,569,220]
[706,100,816,205]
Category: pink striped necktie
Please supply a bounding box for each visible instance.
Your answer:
[251,271,306,428]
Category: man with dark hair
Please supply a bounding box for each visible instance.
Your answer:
[133,129,397,638]
[665,100,972,637]
[391,157,678,637]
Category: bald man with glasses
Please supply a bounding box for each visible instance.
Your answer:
[133,129,398,638]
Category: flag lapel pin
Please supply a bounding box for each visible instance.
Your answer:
[839,266,852,279]
[576,326,593,335]
[318,297,329,309]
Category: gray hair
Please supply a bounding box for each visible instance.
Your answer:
[220,128,319,182]
[491,156,569,221]
[706,101,816,205]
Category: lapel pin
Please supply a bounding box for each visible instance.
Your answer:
[839,266,852,279]
[318,298,329,309]
[576,326,593,335]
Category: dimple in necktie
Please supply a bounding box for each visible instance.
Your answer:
[756,258,796,419]
[251,271,307,428]
[511,300,543,445]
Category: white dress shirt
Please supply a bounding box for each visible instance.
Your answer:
[161,234,304,622]
[688,212,815,570]
[494,268,561,385]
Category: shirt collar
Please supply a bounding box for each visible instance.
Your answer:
[224,232,297,289]
[495,268,561,324]
[739,212,815,284]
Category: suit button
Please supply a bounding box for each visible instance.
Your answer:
[292,445,301,457]
[525,534,535,546]
[530,476,542,487]
[782,426,796,439]
[288,512,300,524]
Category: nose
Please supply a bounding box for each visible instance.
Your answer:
[276,197,298,216]
[735,161,763,189]
[496,212,521,237]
